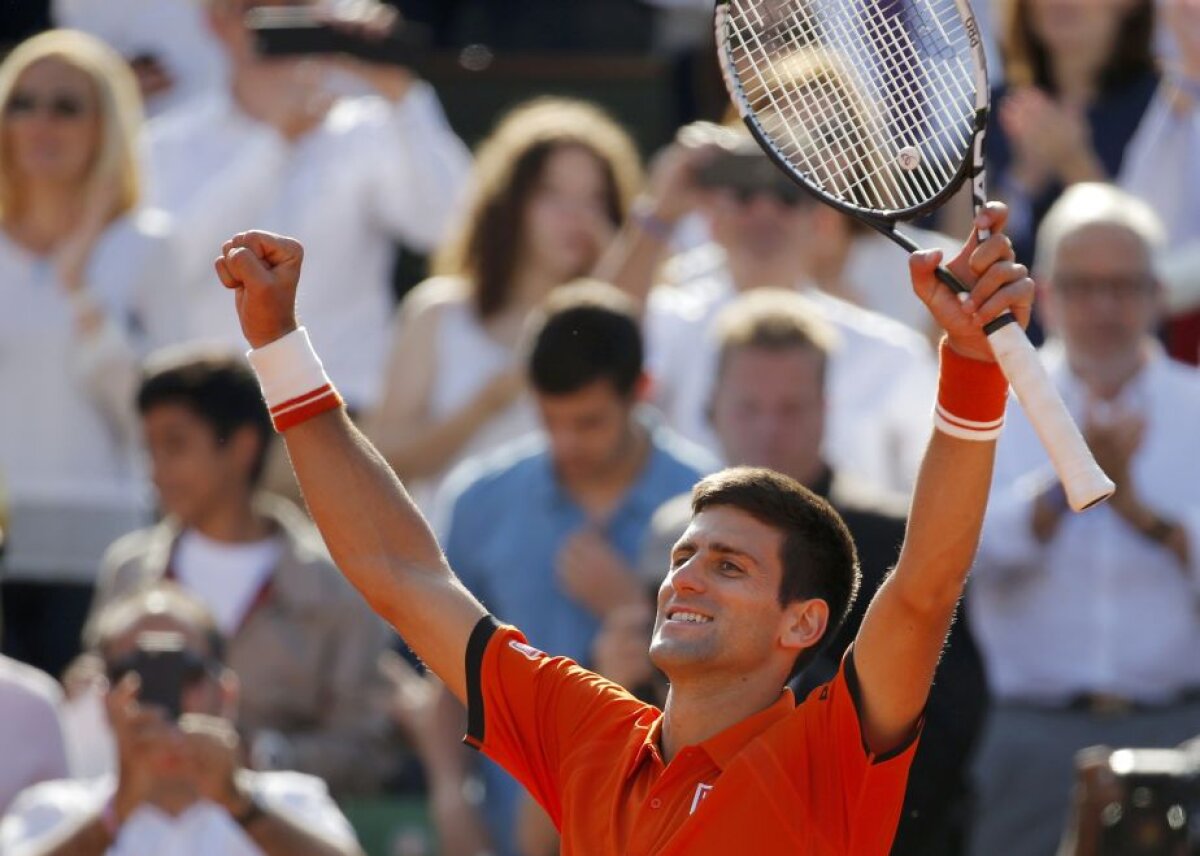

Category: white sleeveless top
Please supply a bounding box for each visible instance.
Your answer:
[409,285,540,511]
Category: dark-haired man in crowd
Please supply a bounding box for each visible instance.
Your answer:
[434,281,715,853]
[85,350,393,796]
[2,584,361,856]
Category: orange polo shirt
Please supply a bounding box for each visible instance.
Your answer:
[463,616,918,855]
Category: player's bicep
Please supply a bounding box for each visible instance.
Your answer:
[375,565,488,705]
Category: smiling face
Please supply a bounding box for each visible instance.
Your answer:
[650,505,827,686]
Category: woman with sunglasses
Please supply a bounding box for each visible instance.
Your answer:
[0,30,183,680]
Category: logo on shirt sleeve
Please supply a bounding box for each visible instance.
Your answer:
[508,639,545,661]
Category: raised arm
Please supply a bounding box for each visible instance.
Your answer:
[215,232,486,704]
[853,203,1034,754]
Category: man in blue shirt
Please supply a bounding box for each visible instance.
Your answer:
[436,281,715,853]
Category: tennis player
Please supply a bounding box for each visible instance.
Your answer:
[215,202,1031,855]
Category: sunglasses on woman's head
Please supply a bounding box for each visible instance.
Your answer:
[5,91,90,120]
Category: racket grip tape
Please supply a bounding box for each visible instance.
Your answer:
[984,322,1115,511]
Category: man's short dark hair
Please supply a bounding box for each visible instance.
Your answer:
[527,280,643,397]
[691,467,860,679]
[137,349,273,485]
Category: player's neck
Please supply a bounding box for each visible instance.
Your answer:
[658,675,786,763]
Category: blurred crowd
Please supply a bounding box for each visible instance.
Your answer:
[0,1,1198,855]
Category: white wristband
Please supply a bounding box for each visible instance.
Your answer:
[247,327,342,432]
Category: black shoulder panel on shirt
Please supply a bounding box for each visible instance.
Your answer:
[465,614,501,745]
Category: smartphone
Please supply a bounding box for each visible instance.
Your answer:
[125,631,192,721]
[245,6,429,68]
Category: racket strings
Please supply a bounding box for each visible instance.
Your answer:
[723,0,980,214]
[734,4,914,208]
[734,5,900,207]
[856,8,967,197]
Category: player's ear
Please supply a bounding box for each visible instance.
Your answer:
[779,598,828,653]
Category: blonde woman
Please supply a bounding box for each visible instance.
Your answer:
[0,30,182,678]
[371,98,642,511]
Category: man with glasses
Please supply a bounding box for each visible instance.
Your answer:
[0,584,361,856]
[599,122,938,494]
[967,183,1200,856]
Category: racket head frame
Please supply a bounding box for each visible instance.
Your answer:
[714,0,992,232]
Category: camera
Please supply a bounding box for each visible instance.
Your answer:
[107,631,212,720]
[1095,748,1200,856]
[245,6,429,68]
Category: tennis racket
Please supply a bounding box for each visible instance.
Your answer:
[715,0,1114,511]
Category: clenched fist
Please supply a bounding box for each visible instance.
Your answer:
[215,231,305,349]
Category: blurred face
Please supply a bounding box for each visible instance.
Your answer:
[4,58,101,186]
[521,145,613,283]
[650,506,797,682]
[711,346,826,483]
[142,403,256,526]
[704,188,818,283]
[104,613,229,782]
[537,378,638,484]
[1045,223,1160,371]
[1025,0,1134,57]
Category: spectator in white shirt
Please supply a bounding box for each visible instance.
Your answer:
[596,122,937,494]
[0,30,183,680]
[967,183,1200,856]
[0,654,69,815]
[146,0,471,414]
[369,98,643,511]
[52,0,227,116]
[0,584,362,856]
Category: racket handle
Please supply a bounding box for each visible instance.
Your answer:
[985,320,1115,511]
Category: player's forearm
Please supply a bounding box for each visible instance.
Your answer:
[853,429,995,752]
[893,429,995,607]
[282,410,452,616]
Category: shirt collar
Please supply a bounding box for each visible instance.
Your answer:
[699,690,796,770]
[631,689,796,773]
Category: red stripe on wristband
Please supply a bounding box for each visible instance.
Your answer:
[935,339,1009,441]
[270,384,343,432]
